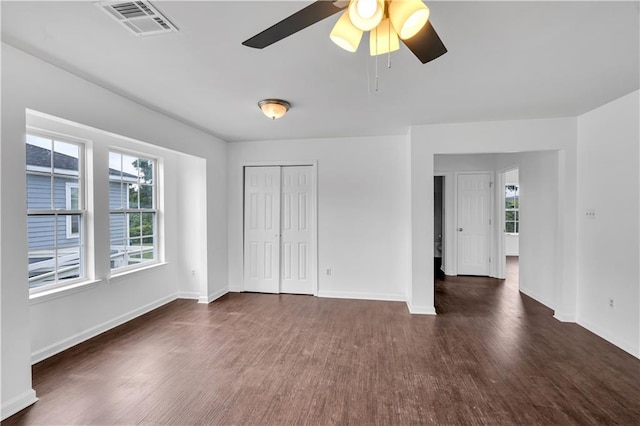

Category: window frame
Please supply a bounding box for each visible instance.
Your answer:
[505,184,519,235]
[108,149,159,275]
[26,130,87,295]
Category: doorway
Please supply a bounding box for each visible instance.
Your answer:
[434,176,445,279]
[503,168,520,285]
[243,165,317,295]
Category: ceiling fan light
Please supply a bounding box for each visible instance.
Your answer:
[348,0,384,31]
[258,99,290,120]
[389,0,430,40]
[330,10,363,52]
[369,18,400,56]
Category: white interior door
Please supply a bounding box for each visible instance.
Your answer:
[243,165,315,295]
[280,166,314,295]
[457,173,491,276]
[243,167,281,293]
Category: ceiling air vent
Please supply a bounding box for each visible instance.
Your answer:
[98,1,178,36]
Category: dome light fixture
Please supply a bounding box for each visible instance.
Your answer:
[258,99,290,120]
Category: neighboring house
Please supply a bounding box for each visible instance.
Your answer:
[26,143,138,287]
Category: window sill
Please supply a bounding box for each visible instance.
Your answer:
[108,261,168,284]
[30,279,102,305]
[505,233,519,236]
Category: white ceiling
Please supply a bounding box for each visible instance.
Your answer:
[2,1,639,142]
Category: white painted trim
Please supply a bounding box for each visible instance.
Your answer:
[406,301,437,315]
[318,291,405,302]
[30,279,102,305]
[577,317,639,359]
[519,286,554,310]
[198,287,228,304]
[1,389,38,421]
[228,285,242,292]
[553,312,576,323]
[30,293,177,364]
[177,291,199,300]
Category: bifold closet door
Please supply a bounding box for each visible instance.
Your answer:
[243,167,281,293]
[280,166,313,295]
[243,165,315,295]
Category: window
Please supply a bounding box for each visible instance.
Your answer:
[109,151,157,271]
[505,184,519,234]
[66,182,80,238]
[26,133,84,291]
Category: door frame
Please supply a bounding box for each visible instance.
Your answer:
[241,161,318,296]
[453,171,495,277]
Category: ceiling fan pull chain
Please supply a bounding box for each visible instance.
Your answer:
[387,22,392,69]
[375,52,380,93]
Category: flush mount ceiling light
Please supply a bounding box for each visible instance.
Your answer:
[243,0,447,65]
[258,99,290,120]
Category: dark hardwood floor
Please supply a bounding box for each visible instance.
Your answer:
[5,257,640,425]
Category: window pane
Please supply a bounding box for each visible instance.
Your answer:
[26,134,52,170]
[53,141,79,174]
[128,183,139,209]
[506,211,516,221]
[128,250,142,266]
[56,246,81,282]
[128,213,141,238]
[109,152,123,175]
[110,213,126,241]
[26,174,52,210]
[54,177,77,209]
[28,216,55,251]
[141,213,154,237]
[122,154,139,180]
[137,159,154,185]
[59,214,80,245]
[69,185,79,210]
[110,239,126,269]
[139,185,153,209]
[109,182,126,209]
[505,222,515,233]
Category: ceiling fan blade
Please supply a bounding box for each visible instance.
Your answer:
[242,1,348,49]
[402,20,447,64]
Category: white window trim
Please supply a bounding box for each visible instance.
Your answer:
[109,150,159,275]
[27,132,87,296]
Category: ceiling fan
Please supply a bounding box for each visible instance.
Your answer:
[242,0,447,64]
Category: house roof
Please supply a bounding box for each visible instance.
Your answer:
[27,143,137,179]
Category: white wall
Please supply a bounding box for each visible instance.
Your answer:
[410,118,578,316]
[504,169,519,256]
[227,135,411,302]
[1,43,228,419]
[518,151,558,308]
[576,90,640,357]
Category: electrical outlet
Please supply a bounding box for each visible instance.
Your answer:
[608,298,614,308]
[326,268,332,276]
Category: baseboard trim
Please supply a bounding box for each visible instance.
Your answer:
[177,291,199,300]
[519,286,554,310]
[317,291,405,302]
[577,317,639,359]
[31,294,177,365]
[553,312,576,322]
[198,287,228,304]
[406,301,437,315]
[228,286,242,293]
[1,389,38,421]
